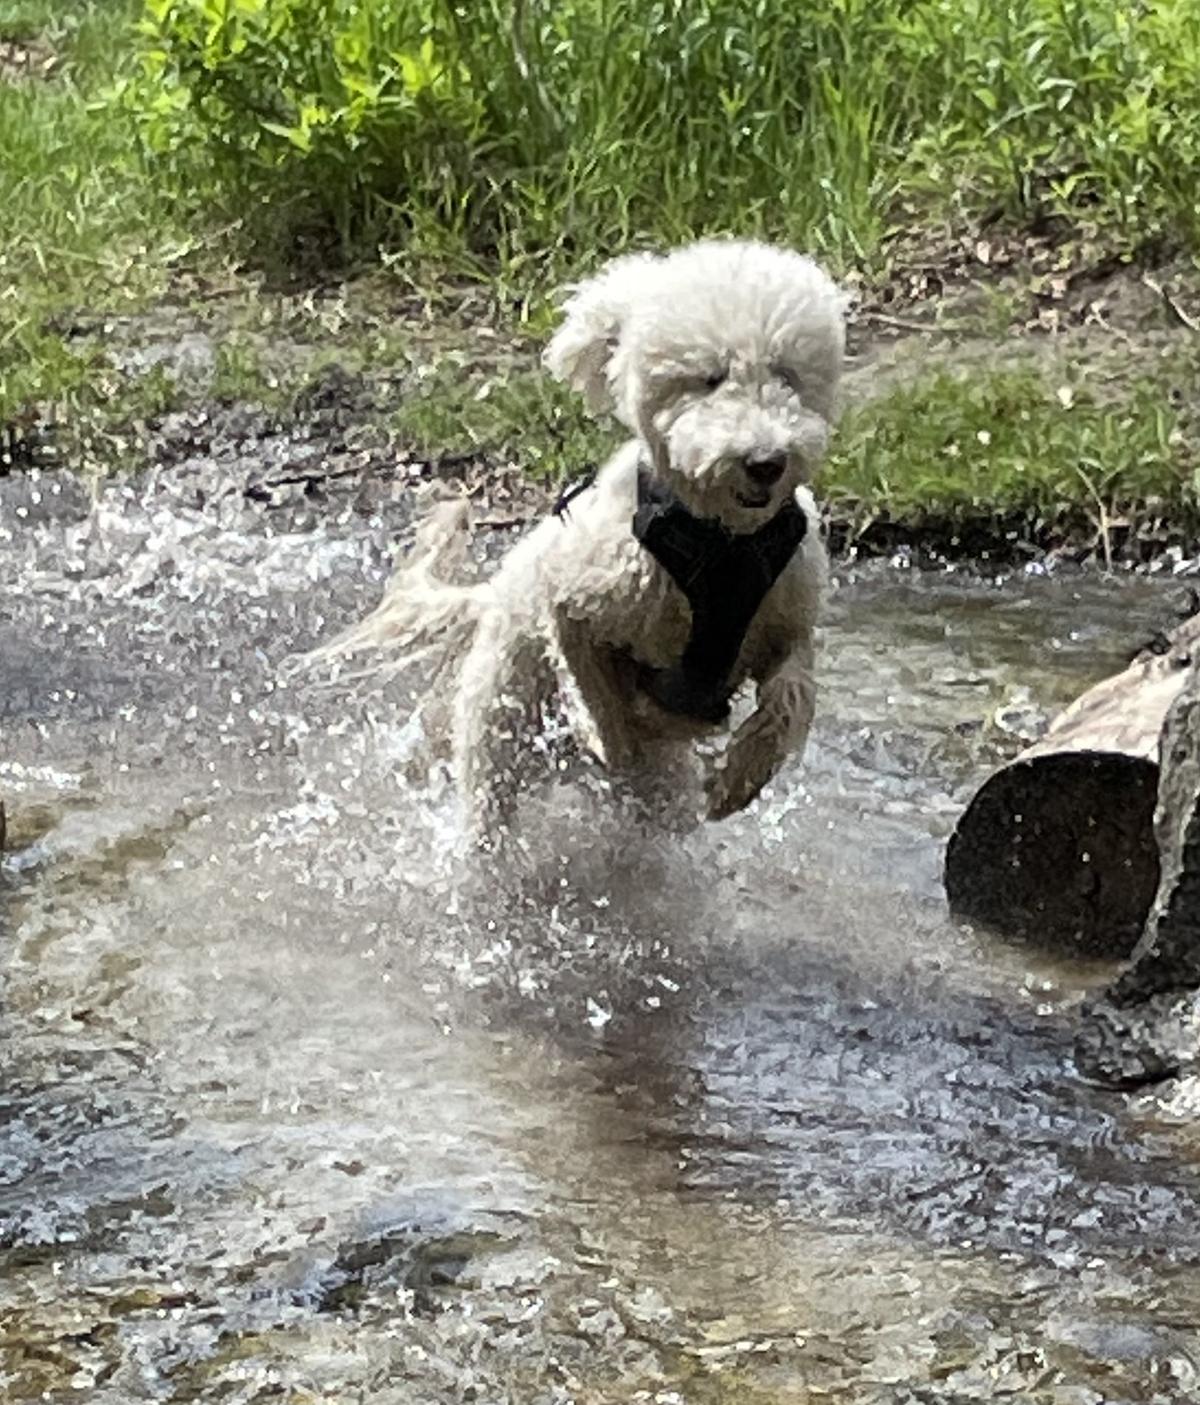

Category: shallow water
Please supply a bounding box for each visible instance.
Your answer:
[4,458,1200,1403]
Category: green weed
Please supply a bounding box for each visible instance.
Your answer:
[212,336,278,404]
[0,0,181,424]
[822,356,1199,542]
[113,0,1200,277]
[387,341,1200,549]
[6,0,1200,561]
[393,356,613,479]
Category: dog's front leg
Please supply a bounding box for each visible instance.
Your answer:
[555,611,637,771]
[705,645,816,821]
[453,607,555,845]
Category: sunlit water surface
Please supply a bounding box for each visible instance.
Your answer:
[4,464,1200,1403]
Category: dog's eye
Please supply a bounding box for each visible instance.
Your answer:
[773,365,802,393]
[703,369,727,391]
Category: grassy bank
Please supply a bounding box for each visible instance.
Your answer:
[826,353,1199,561]
[383,328,1200,561]
[3,0,1199,556]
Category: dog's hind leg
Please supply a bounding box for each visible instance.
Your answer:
[453,607,557,845]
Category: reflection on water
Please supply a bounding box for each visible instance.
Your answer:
[3,463,1200,1402]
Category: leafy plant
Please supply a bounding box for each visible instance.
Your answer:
[109,0,1200,274]
[110,0,484,256]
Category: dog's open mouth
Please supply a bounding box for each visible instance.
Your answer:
[736,489,773,509]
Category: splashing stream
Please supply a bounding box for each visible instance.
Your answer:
[3,456,1200,1403]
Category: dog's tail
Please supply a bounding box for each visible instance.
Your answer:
[301,497,483,684]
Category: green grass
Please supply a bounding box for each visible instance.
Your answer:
[0,0,182,425]
[392,358,615,480]
[3,0,1200,556]
[380,342,1200,554]
[822,358,1198,543]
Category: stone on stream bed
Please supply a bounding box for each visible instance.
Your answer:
[944,610,1200,957]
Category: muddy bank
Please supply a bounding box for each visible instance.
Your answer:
[6,249,1199,572]
[10,391,1196,574]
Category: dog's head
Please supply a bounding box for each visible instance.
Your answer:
[545,239,846,531]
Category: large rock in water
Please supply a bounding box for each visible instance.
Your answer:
[944,613,1200,956]
[1075,656,1200,1085]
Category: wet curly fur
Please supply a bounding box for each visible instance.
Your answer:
[316,240,846,843]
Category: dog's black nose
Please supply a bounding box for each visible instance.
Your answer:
[744,453,787,487]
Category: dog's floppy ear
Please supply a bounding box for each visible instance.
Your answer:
[543,252,660,413]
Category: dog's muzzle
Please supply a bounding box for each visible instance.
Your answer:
[736,452,787,509]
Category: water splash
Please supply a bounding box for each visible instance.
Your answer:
[3,452,1200,1401]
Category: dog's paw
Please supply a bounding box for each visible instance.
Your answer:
[704,761,763,822]
[705,713,787,821]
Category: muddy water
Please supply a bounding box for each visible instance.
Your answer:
[4,454,1200,1403]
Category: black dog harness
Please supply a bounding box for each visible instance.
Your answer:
[553,464,808,723]
[631,466,807,722]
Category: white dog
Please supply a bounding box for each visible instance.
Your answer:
[320,239,845,843]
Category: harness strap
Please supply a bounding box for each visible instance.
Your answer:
[632,466,807,722]
[552,469,597,519]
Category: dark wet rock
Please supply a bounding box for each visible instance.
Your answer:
[2,410,58,474]
[1074,993,1200,1087]
[314,1223,508,1317]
